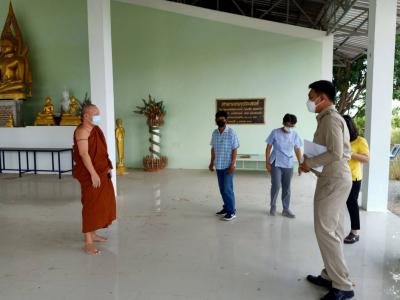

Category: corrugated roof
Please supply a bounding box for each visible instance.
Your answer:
[167,0,400,66]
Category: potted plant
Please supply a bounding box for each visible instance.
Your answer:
[134,95,167,171]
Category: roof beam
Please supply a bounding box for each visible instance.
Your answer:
[327,0,358,34]
[286,0,289,23]
[334,25,367,34]
[292,0,317,27]
[231,0,246,16]
[334,15,368,52]
[335,9,367,33]
[258,0,285,19]
[314,0,332,28]
[335,32,368,38]
[325,0,346,26]
[335,44,367,53]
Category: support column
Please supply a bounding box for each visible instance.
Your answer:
[362,0,397,211]
[321,34,334,80]
[87,0,117,190]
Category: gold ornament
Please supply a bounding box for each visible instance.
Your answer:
[60,96,81,126]
[34,96,55,126]
[5,112,13,127]
[0,3,32,100]
[115,118,128,175]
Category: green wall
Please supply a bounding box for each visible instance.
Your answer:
[111,2,323,169]
[0,0,90,125]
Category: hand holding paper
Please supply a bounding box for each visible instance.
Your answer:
[303,140,327,173]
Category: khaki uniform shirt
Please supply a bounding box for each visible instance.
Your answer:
[305,105,351,178]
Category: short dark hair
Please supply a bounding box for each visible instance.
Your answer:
[215,110,228,119]
[342,115,359,142]
[308,80,336,103]
[283,113,297,125]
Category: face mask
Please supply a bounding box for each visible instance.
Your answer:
[91,115,101,125]
[216,120,226,127]
[283,126,292,133]
[306,99,316,113]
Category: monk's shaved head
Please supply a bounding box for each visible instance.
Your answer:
[81,104,99,121]
[81,104,97,116]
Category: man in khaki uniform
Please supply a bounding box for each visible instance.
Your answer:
[300,80,354,300]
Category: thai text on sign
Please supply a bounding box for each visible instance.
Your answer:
[216,98,265,124]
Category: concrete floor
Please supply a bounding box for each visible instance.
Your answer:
[0,169,400,300]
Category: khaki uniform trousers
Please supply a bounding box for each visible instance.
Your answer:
[314,175,353,291]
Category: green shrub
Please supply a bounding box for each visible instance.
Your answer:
[354,116,365,136]
[392,129,400,144]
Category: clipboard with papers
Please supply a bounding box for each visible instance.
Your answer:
[303,140,327,173]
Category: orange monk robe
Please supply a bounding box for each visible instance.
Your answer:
[72,126,116,233]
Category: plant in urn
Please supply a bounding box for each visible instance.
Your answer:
[134,95,167,171]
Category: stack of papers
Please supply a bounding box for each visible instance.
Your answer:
[303,140,327,173]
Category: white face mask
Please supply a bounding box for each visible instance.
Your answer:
[306,99,316,113]
[283,126,292,133]
[91,115,101,125]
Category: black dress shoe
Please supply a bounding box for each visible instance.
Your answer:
[321,288,354,300]
[344,233,359,244]
[306,275,332,289]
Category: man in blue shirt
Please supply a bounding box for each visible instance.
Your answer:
[265,113,302,218]
[209,110,240,221]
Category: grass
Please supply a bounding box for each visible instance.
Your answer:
[390,159,400,180]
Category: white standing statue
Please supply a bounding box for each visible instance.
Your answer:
[61,88,70,113]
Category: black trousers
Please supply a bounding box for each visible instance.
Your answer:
[346,180,361,230]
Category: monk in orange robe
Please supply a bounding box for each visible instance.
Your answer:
[72,104,116,254]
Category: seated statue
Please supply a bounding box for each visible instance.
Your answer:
[60,95,81,126]
[67,96,81,115]
[41,97,54,115]
[0,4,32,100]
[34,96,55,126]
[0,37,31,100]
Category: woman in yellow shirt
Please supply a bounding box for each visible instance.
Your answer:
[342,115,369,244]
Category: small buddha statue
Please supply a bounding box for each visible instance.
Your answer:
[34,96,55,126]
[5,113,13,127]
[115,118,128,175]
[68,96,81,115]
[0,4,32,100]
[60,95,81,126]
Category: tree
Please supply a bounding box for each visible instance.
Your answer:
[393,34,400,100]
[334,55,367,116]
[333,34,400,117]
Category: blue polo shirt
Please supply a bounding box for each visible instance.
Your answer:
[266,128,302,168]
[210,126,240,170]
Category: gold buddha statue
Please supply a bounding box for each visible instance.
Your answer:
[5,113,13,127]
[60,95,81,126]
[0,3,32,100]
[34,96,55,126]
[68,96,81,114]
[115,118,128,175]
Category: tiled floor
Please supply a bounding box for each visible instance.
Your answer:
[0,170,399,299]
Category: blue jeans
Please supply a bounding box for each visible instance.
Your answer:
[270,163,293,210]
[216,168,235,214]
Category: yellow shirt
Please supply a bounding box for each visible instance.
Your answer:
[348,136,369,181]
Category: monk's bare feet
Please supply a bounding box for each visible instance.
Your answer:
[84,243,101,255]
[91,233,108,242]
